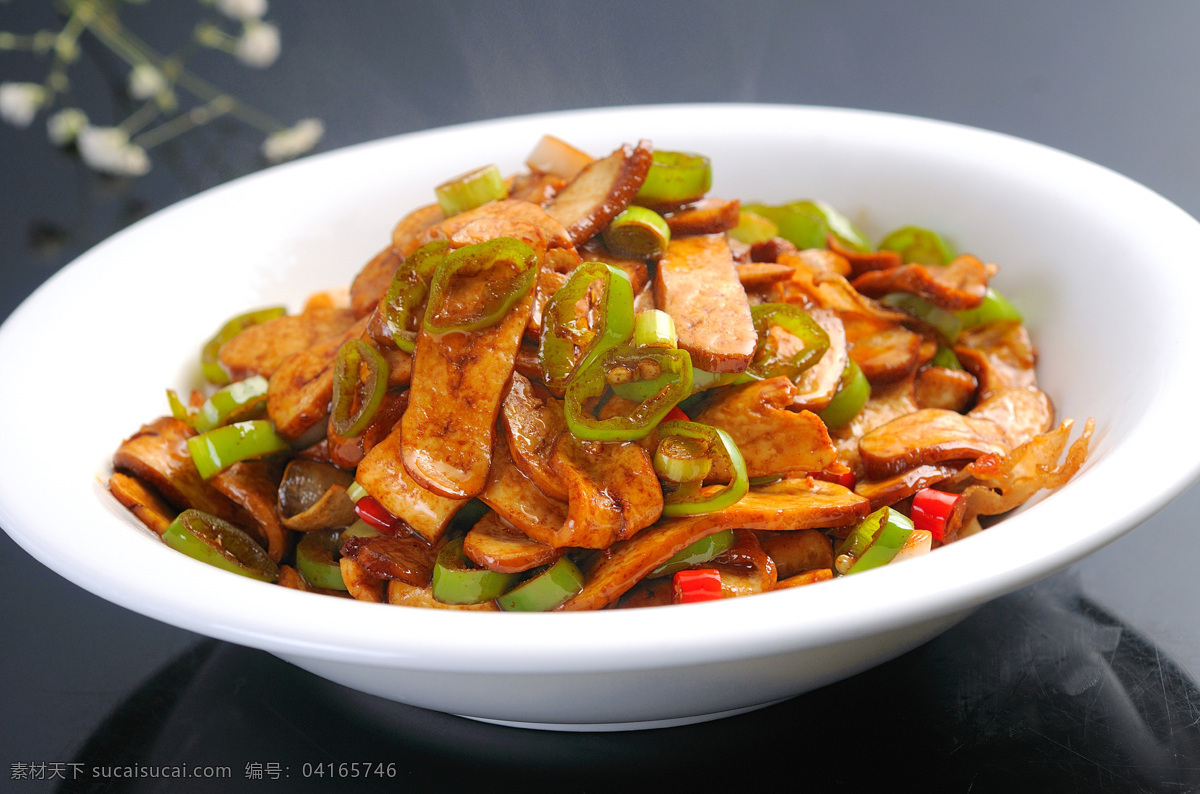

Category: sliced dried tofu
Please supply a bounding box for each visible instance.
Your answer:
[850,325,922,385]
[854,463,960,512]
[266,315,370,442]
[480,436,569,547]
[663,197,741,236]
[654,233,757,373]
[412,198,572,253]
[914,365,978,412]
[210,459,289,562]
[773,568,834,589]
[392,202,446,258]
[859,408,1011,480]
[108,471,176,535]
[954,320,1038,401]
[831,377,920,477]
[851,254,998,310]
[953,418,1093,535]
[112,416,249,526]
[695,377,837,478]
[500,373,569,501]
[355,426,468,544]
[463,510,559,573]
[545,140,653,245]
[218,306,358,382]
[387,579,499,610]
[401,288,535,499]
[350,247,402,319]
[967,386,1055,449]
[508,170,566,206]
[560,480,869,610]
[550,433,663,549]
[737,262,796,290]
[340,557,386,603]
[340,534,437,587]
[755,529,833,580]
[827,236,902,277]
[791,308,848,412]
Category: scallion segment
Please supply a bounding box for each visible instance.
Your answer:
[657,421,749,517]
[633,309,677,350]
[602,205,671,259]
[434,164,506,216]
[635,150,712,207]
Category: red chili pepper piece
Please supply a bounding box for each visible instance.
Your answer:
[910,487,963,542]
[672,568,723,604]
[354,495,405,535]
[809,468,857,489]
[661,405,690,424]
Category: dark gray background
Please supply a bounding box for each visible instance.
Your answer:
[3,2,1199,791]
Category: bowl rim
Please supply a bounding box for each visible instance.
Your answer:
[4,102,1200,675]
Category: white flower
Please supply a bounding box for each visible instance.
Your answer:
[0,82,47,128]
[127,63,168,100]
[77,126,151,176]
[234,21,280,68]
[217,0,268,21]
[47,107,87,146]
[261,118,323,163]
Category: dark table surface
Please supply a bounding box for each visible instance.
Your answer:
[3,2,1200,792]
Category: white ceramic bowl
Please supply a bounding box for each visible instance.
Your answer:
[3,104,1200,731]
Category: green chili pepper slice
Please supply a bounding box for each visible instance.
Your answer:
[649,528,736,577]
[382,240,449,353]
[424,237,539,335]
[742,200,870,252]
[657,420,749,517]
[186,419,291,479]
[496,556,585,611]
[539,262,635,396]
[881,287,1022,343]
[742,303,830,382]
[200,306,287,385]
[296,530,348,590]
[431,537,519,605]
[330,339,390,438]
[878,225,956,265]
[635,150,712,207]
[930,345,964,370]
[602,205,671,259]
[162,509,278,582]
[434,164,506,216]
[817,359,870,430]
[565,346,693,441]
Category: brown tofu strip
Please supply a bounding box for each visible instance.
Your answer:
[266,315,370,442]
[340,534,437,588]
[386,580,499,610]
[561,481,869,610]
[545,141,653,245]
[356,425,468,544]
[481,435,570,547]
[108,472,176,536]
[463,510,559,573]
[663,197,741,237]
[654,233,756,373]
[500,373,569,501]
[218,306,358,382]
[209,459,290,562]
[550,433,663,549]
[401,289,535,499]
[350,247,402,319]
[859,408,1011,480]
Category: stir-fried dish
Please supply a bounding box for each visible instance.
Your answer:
[108,135,1093,610]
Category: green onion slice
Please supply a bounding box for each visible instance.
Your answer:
[434,164,506,216]
[635,150,712,207]
[633,309,677,349]
[602,205,671,259]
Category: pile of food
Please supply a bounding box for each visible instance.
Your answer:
[108,135,1092,611]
